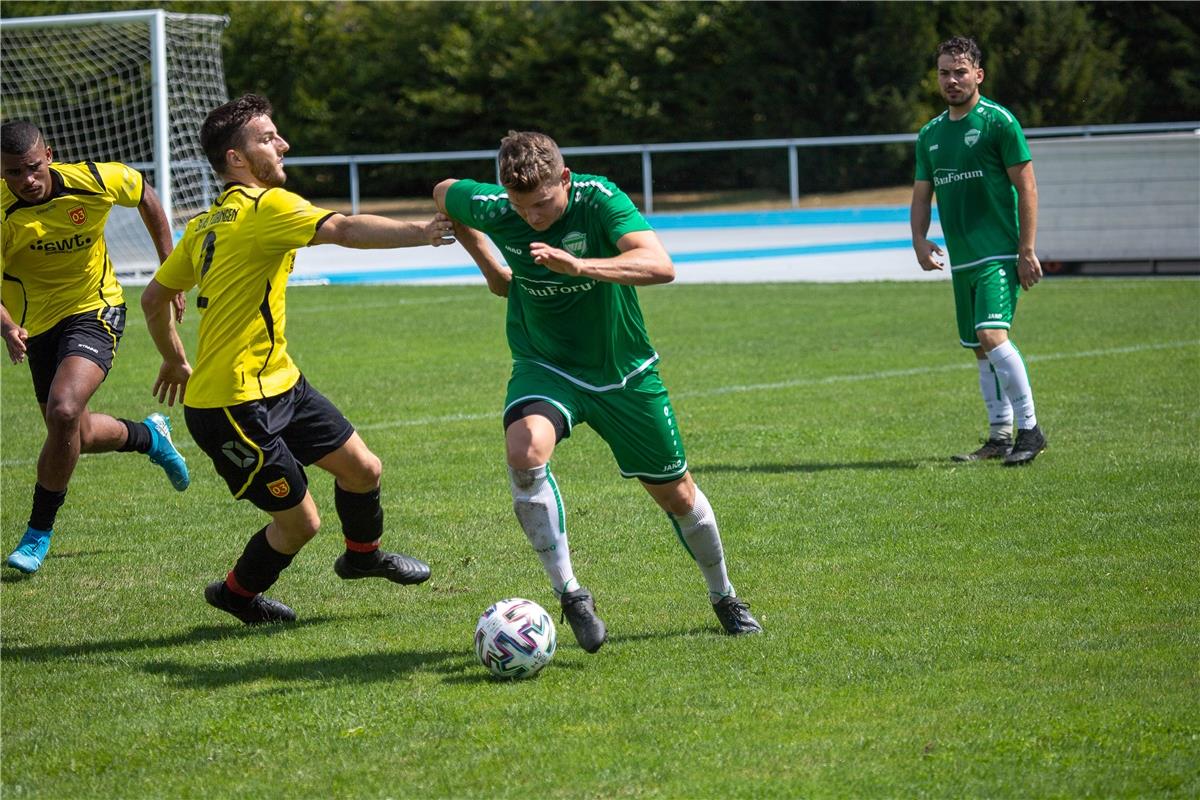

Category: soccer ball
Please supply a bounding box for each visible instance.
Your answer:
[474,598,557,679]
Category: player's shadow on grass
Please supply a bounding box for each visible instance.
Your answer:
[438,627,721,685]
[695,458,930,474]
[1,615,351,662]
[143,648,469,689]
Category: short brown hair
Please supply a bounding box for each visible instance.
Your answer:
[200,93,273,175]
[936,36,982,67]
[498,130,564,193]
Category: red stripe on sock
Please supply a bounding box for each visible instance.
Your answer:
[344,538,380,553]
[225,571,256,598]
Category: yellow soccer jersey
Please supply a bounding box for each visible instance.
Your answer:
[154,184,335,409]
[1,161,143,337]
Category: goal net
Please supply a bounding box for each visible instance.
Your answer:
[1,10,229,278]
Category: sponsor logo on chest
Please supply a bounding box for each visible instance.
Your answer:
[519,279,597,298]
[932,169,985,187]
[29,233,93,254]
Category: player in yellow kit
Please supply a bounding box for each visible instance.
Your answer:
[141,94,455,624]
[1,120,189,575]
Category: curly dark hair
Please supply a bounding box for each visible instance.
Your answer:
[498,130,564,193]
[200,93,273,175]
[936,36,982,67]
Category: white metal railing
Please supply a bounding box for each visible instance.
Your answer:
[264,121,1200,214]
[139,121,1198,216]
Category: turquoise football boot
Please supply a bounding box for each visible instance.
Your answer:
[144,412,190,491]
[6,526,52,573]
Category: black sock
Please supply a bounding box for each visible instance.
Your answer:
[229,526,295,598]
[116,419,152,454]
[29,483,67,531]
[335,484,384,566]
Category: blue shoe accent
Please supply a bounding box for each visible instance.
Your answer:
[144,413,190,491]
[6,527,52,574]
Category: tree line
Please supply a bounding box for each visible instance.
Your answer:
[5,1,1198,198]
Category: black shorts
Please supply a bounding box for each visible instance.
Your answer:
[184,375,355,512]
[26,306,126,404]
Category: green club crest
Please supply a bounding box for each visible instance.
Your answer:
[562,231,588,257]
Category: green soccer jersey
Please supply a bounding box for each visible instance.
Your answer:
[445,174,658,391]
[915,96,1032,269]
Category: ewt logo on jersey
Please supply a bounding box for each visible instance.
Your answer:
[29,233,92,253]
[562,231,588,257]
[964,128,981,147]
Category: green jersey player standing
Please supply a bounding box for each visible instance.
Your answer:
[434,131,762,652]
[911,36,1048,466]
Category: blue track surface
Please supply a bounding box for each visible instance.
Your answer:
[295,205,946,285]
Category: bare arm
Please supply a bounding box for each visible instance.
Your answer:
[531,229,675,286]
[138,183,174,264]
[1007,160,1042,290]
[139,183,186,322]
[310,212,455,248]
[910,179,945,272]
[140,278,192,406]
[433,178,512,297]
[0,304,28,364]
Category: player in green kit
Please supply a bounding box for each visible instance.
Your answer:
[911,36,1048,466]
[434,131,762,653]
[141,94,455,624]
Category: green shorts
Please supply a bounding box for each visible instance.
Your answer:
[504,360,688,483]
[951,260,1021,348]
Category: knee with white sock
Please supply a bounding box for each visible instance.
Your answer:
[509,464,576,595]
[668,485,734,602]
[985,340,1037,430]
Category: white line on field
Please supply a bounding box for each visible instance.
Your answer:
[289,295,478,314]
[676,339,1200,398]
[355,339,1200,429]
[2,339,1196,465]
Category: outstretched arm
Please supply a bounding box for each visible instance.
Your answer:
[138,183,186,322]
[433,178,512,298]
[1008,160,1042,290]
[910,179,945,272]
[310,211,455,248]
[140,279,192,406]
[529,229,675,286]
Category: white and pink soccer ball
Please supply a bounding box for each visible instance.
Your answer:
[474,598,557,679]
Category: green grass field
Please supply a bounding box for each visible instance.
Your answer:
[2,278,1198,798]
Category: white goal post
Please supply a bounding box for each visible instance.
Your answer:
[1,9,229,276]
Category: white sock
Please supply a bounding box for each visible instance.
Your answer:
[977,358,1014,440]
[668,486,733,604]
[509,465,577,596]
[986,341,1037,430]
